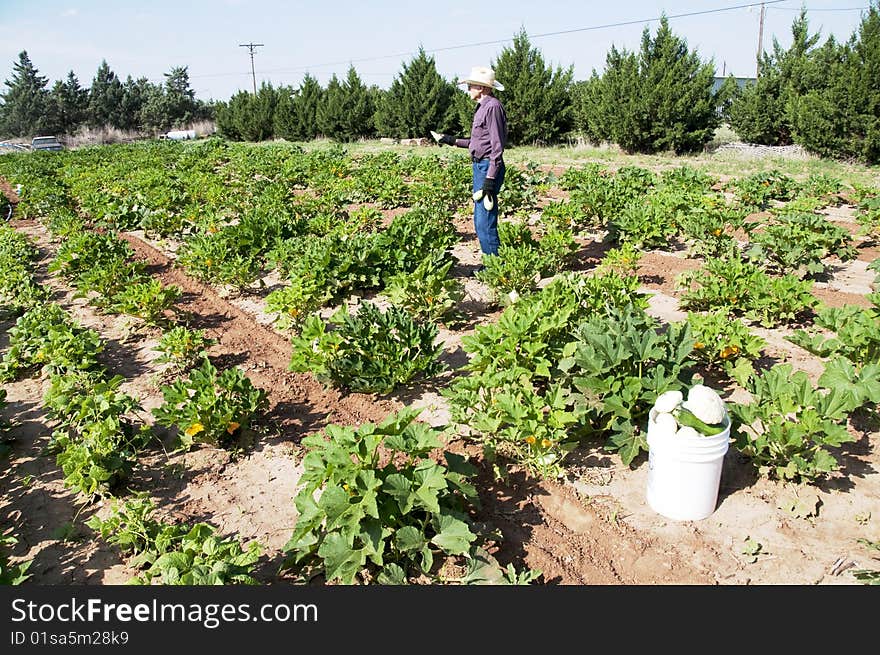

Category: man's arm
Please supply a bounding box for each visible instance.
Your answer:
[485,104,505,179]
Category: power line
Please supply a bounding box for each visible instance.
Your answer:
[255,0,791,77]
[189,1,792,82]
[239,42,264,94]
[769,5,869,10]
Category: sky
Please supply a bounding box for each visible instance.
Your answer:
[0,1,873,102]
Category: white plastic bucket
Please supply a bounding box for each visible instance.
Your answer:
[645,408,730,521]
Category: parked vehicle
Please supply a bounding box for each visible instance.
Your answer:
[31,136,64,151]
[0,141,29,153]
[159,130,197,141]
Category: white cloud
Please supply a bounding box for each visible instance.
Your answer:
[60,9,79,18]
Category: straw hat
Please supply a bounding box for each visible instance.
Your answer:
[458,66,504,91]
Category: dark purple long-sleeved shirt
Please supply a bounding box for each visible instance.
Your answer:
[455,94,507,179]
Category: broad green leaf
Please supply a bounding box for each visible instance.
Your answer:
[394,525,425,553]
[318,486,354,526]
[377,563,408,585]
[431,513,476,555]
[383,473,414,514]
[317,532,367,585]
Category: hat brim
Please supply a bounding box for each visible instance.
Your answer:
[458,79,504,91]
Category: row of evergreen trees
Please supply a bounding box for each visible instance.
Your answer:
[2,4,878,163]
[214,5,880,163]
[0,54,213,137]
[727,7,880,162]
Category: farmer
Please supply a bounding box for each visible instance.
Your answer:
[435,66,507,272]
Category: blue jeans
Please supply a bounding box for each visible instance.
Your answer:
[472,159,505,257]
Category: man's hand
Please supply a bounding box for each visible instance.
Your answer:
[480,177,497,210]
[481,176,496,197]
[439,134,456,146]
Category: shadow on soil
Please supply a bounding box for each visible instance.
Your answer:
[470,460,553,583]
[0,396,126,584]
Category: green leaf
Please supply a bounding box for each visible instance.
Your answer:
[608,421,644,466]
[430,512,476,555]
[394,525,425,553]
[317,532,367,585]
[377,563,408,585]
[318,486,354,527]
[383,473,414,514]
[461,547,508,585]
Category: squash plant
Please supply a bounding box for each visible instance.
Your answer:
[854,191,880,238]
[446,272,648,475]
[685,310,767,385]
[728,169,798,211]
[289,302,445,394]
[0,303,103,381]
[558,302,696,465]
[744,212,857,279]
[0,225,49,316]
[282,408,481,585]
[678,195,748,259]
[677,256,817,328]
[786,295,880,368]
[451,372,586,479]
[43,370,151,497]
[730,359,873,483]
[382,255,465,325]
[152,358,268,451]
[88,495,263,585]
[0,533,30,585]
[476,220,576,304]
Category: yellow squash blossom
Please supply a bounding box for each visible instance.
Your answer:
[185,422,205,437]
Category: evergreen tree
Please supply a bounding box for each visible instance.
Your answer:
[580,17,720,154]
[163,66,198,126]
[139,66,199,132]
[571,75,608,144]
[634,17,719,153]
[373,47,456,139]
[726,56,787,144]
[788,2,880,163]
[787,39,850,157]
[273,85,298,140]
[727,10,822,145]
[245,82,279,141]
[87,60,124,129]
[116,76,153,131]
[215,83,277,142]
[573,49,639,145]
[340,65,374,140]
[492,28,574,146]
[849,1,880,161]
[0,51,50,137]
[46,71,88,135]
[292,73,323,140]
[214,95,242,140]
[317,74,346,140]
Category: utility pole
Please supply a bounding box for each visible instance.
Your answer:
[756,3,765,79]
[239,42,264,94]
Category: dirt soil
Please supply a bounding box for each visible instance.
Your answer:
[1,195,878,586]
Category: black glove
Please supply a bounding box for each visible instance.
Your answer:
[481,176,496,198]
[439,134,456,146]
[479,177,497,209]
